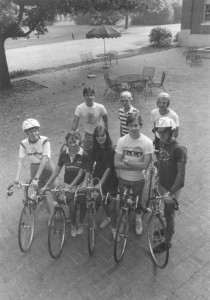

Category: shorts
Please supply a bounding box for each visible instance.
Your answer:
[118,177,145,212]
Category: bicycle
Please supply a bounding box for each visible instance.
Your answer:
[46,184,73,259]
[146,156,179,269]
[74,178,104,256]
[7,180,44,253]
[108,187,146,263]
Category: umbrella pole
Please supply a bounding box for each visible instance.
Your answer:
[104,39,106,54]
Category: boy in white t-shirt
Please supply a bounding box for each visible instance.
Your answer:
[114,113,153,235]
[151,92,179,151]
[71,86,108,153]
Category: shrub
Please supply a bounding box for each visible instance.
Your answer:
[149,27,172,47]
[173,32,179,43]
[172,3,182,23]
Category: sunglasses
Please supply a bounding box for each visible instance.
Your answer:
[121,100,129,103]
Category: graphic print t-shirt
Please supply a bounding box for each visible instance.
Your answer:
[75,102,107,134]
[158,141,187,190]
[115,134,153,181]
[19,136,51,163]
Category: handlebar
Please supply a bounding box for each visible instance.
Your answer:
[6,180,32,197]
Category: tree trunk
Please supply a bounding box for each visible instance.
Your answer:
[0,36,12,90]
[124,14,129,29]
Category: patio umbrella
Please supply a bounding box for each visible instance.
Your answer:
[86,24,121,54]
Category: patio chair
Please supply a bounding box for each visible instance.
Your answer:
[131,80,147,102]
[86,52,95,66]
[143,66,155,80]
[80,53,89,65]
[147,71,166,95]
[103,73,128,102]
[107,50,118,65]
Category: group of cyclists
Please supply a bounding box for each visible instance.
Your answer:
[14,86,187,253]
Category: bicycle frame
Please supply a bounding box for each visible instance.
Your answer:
[74,178,103,256]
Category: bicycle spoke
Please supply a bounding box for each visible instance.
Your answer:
[18,205,35,252]
[147,214,169,268]
[114,212,128,263]
[48,208,66,259]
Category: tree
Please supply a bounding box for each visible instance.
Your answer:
[0,0,149,90]
[0,0,57,90]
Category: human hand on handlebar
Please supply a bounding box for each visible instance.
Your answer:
[40,185,48,194]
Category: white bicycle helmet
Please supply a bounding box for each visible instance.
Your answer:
[155,117,176,131]
[22,119,40,131]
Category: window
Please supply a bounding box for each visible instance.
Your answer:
[205,4,210,21]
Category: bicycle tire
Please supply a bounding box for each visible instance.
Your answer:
[146,165,158,208]
[114,211,129,263]
[18,204,35,252]
[48,207,66,259]
[87,206,96,256]
[147,214,169,268]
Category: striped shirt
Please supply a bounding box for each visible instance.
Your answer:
[118,106,139,136]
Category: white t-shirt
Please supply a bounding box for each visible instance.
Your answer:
[151,108,179,126]
[115,134,153,181]
[19,136,51,163]
[75,102,107,134]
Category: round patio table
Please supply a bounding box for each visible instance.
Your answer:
[116,74,145,83]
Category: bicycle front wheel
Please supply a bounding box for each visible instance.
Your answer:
[114,211,129,263]
[87,206,96,256]
[48,207,66,259]
[146,165,158,208]
[18,204,35,252]
[147,214,169,268]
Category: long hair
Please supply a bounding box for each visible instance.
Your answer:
[92,125,113,150]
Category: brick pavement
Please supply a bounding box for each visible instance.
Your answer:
[0,48,210,299]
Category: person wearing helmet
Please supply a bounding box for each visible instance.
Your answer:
[153,116,187,253]
[151,92,179,151]
[14,118,55,221]
[114,112,153,236]
[118,91,139,137]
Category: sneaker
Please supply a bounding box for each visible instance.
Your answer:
[135,218,143,235]
[77,223,84,235]
[71,225,77,237]
[153,241,172,253]
[111,228,120,242]
[99,217,111,229]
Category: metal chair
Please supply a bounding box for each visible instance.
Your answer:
[107,50,118,65]
[103,73,128,102]
[147,71,166,95]
[131,80,147,101]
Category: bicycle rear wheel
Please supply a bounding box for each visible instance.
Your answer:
[48,207,66,259]
[87,206,96,256]
[147,214,169,268]
[18,204,35,252]
[114,211,129,263]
